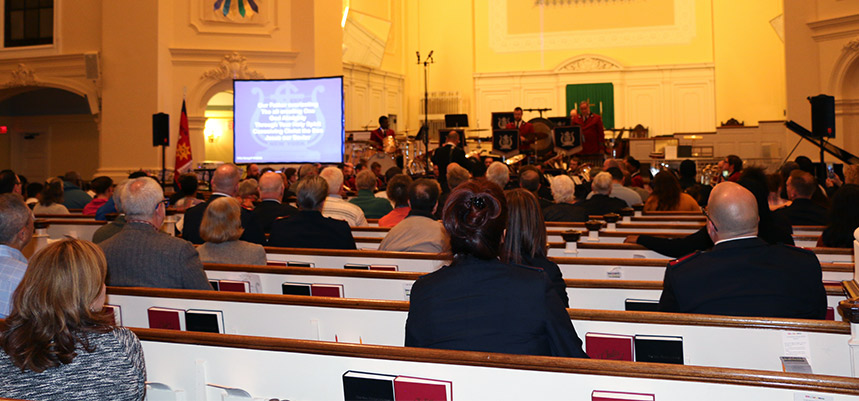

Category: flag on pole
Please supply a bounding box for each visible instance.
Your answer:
[174,100,193,179]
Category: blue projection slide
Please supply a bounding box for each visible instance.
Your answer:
[233,77,344,164]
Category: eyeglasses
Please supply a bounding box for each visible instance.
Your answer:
[155,199,169,211]
[702,206,718,232]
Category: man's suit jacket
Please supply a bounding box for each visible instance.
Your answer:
[772,198,828,226]
[405,255,587,358]
[658,237,827,319]
[572,113,605,155]
[182,194,265,245]
[268,210,357,250]
[575,194,628,217]
[252,199,298,233]
[431,143,469,191]
[99,222,211,290]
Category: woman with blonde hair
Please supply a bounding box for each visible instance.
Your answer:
[0,239,145,400]
[197,196,267,265]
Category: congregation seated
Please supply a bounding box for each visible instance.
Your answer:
[590,166,642,207]
[543,174,587,222]
[269,176,357,250]
[348,170,393,219]
[378,174,412,227]
[237,178,259,210]
[773,169,829,226]
[818,184,859,248]
[575,172,628,215]
[518,167,553,210]
[405,179,587,358]
[282,167,298,198]
[318,166,367,226]
[169,173,204,212]
[251,171,297,234]
[503,188,568,307]
[182,164,265,245]
[197,197,266,266]
[0,170,21,195]
[92,180,128,244]
[96,171,149,221]
[0,194,33,318]
[61,171,93,210]
[0,239,145,400]
[644,170,700,212]
[34,177,70,215]
[379,178,448,253]
[82,176,113,216]
[100,177,211,290]
[659,182,827,319]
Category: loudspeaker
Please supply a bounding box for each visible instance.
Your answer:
[152,113,169,147]
[84,52,100,80]
[809,94,835,138]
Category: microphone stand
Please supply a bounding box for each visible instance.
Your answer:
[418,50,434,174]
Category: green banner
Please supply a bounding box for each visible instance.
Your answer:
[566,83,614,129]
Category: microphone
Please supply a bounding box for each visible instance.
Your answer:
[416,51,420,63]
[427,50,434,59]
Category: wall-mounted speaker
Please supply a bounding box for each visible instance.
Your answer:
[809,94,835,139]
[84,52,100,80]
[152,113,169,147]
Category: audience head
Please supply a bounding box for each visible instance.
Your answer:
[384,167,402,182]
[625,157,641,173]
[386,174,413,208]
[121,177,165,224]
[370,162,382,176]
[62,171,82,187]
[40,177,64,207]
[258,172,285,201]
[0,170,21,195]
[825,184,859,247]
[298,164,318,180]
[25,182,42,201]
[786,170,816,200]
[519,169,541,192]
[502,189,547,264]
[603,158,621,171]
[237,178,259,201]
[211,164,241,195]
[446,163,471,191]
[112,180,128,213]
[200,196,244,243]
[725,155,743,174]
[650,171,682,210]
[246,163,260,180]
[319,166,344,196]
[295,177,329,211]
[177,173,199,197]
[409,178,441,213]
[794,156,815,175]
[551,175,576,204]
[356,170,378,191]
[737,166,773,220]
[283,167,298,184]
[679,159,697,180]
[127,170,149,179]
[486,162,510,189]
[707,182,759,242]
[341,163,355,178]
[90,176,114,197]
[0,194,33,250]
[605,167,624,183]
[592,172,613,195]
[442,180,506,260]
[1,239,113,373]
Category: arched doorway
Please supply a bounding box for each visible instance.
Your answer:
[0,87,97,183]
[203,91,234,163]
[839,57,859,156]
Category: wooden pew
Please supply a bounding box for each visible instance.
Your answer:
[107,286,854,376]
[202,262,849,311]
[136,328,859,400]
[42,219,106,241]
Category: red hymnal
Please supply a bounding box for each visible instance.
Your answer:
[369,264,398,271]
[103,304,122,326]
[311,283,344,298]
[147,307,186,331]
[592,390,655,401]
[218,280,250,293]
[393,376,452,401]
[586,332,634,361]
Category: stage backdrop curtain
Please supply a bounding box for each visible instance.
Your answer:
[566,83,614,129]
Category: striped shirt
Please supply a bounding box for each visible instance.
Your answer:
[0,244,27,318]
[322,195,368,227]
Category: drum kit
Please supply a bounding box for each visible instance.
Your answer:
[346,129,428,175]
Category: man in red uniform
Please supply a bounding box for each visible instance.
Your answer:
[572,100,606,156]
[504,107,535,152]
[369,115,395,150]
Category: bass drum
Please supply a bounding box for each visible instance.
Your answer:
[367,152,397,175]
[527,117,555,157]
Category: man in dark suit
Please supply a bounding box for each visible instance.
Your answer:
[269,176,356,250]
[773,169,828,226]
[431,130,470,192]
[658,182,827,319]
[519,168,553,209]
[252,171,297,234]
[182,164,265,245]
[573,172,627,216]
[99,177,211,290]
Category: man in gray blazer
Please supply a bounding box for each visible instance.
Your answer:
[99,177,211,290]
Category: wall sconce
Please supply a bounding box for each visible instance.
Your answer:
[204,118,223,143]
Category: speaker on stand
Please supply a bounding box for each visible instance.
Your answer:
[153,113,169,185]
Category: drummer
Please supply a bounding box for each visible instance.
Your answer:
[369,115,396,150]
[504,106,535,153]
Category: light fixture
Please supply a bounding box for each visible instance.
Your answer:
[204,119,223,143]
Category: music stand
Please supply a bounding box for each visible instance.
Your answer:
[491,112,515,130]
[445,114,469,128]
[554,126,583,156]
[491,129,520,158]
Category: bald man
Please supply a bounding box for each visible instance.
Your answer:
[182,164,265,245]
[658,182,826,319]
[252,172,298,233]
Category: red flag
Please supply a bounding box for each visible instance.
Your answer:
[174,100,193,178]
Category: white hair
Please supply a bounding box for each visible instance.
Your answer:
[0,194,32,244]
[486,162,510,189]
[121,177,164,220]
[551,175,576,203]
[592,172,613,195]
[319,166,344,195]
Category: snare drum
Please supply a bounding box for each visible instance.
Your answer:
[383,136,399,154]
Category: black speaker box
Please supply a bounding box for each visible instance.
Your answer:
[809,94,835,138]
[152,113,169,146]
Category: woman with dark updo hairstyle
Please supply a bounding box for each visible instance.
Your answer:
[405,179,587,358]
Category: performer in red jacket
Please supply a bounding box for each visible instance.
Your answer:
[505,107,535,152]
[572,101,606,156]
[369,115,395,150]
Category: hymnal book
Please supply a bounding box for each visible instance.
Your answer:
[342,370,396,401]
[394,375,452,401]
[585,332,634,361]
[217,280,250,293]
[266,261,287,267]
[311,283,344,298]
[826,307,835,320]
[208,280,220,291]
[369,264,398,272]
[103,304,122,326]
[634,335,683,364]
[147,307,186,331]
[592,390,655,401]
[287,261,314,267]
[282,282,312,296]
[344,263,370,270]
[624,298,660,312]
[185,309,224,334]
[781,356,813,374]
